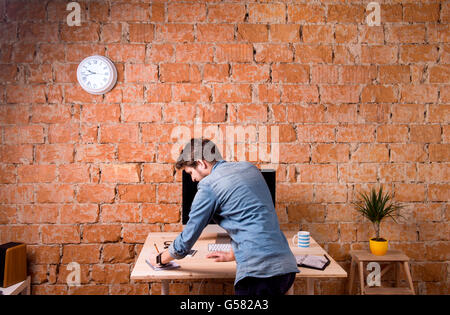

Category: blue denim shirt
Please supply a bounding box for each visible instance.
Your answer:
[169,160,299,284]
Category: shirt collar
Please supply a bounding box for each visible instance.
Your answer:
[211,160,225,173]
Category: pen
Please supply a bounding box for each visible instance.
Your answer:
[154,243,159,253]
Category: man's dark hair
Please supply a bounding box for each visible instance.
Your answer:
[175,138,223,170]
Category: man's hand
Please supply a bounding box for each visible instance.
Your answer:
[206,250,235,262]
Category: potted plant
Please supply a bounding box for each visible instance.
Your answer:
[352,186,403,256]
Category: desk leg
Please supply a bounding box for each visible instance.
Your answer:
[161,280,170,295]
[306,278,314,295]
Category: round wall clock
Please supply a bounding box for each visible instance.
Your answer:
[76,55,117,95]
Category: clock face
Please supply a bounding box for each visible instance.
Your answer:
[77,56,117,95]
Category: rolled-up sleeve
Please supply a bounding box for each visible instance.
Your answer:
[169,184,219,259]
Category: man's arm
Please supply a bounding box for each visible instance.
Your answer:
[206,249,235,262]
[158,184,219,264]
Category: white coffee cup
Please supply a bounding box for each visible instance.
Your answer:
[292,231,310,248]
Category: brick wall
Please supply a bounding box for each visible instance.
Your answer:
[0,0,448,295]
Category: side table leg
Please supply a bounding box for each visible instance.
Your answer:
[306,278,314,295]
[348,258,356,294]
[358,262,365,295]
[161,280,170,295]
[403,261,415,295]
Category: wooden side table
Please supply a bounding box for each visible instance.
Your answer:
[348,250,415,295]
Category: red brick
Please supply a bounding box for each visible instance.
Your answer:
[258,84,281,103]
[214,84,251,103]
[359,26,384,44]
[248,3,285,23]
[83,225,122,243]
[147,84,172,103]
[391,104,425,123]
[237,24,268,42]
[401,85,438,103]
[35,144,74,164]
[216,44,253,62]
[101,164,140,183]
[62,244,101,264]
[142,204,180,223]
[296,125,336,143]
[410,125,441,143]
[337,125,375,143]
[18,165,57,183]
[106,44,145,63]
[232,64,270,82]
[0,144,33,164]
[379,164,416,183]
[19,204,58,224]
[35,183,74,203]
[327,4,365,23]
[270,24,300,43]
[335,25,358,44]
[4,125,44,144]
[160,63,200,83]
[298,164,337,183]
[390,144,427,162]
[287,204,326,223]
[175,43,214,62]
[82,104,120,123]
[286,104,325,122]
[311,143,349,163]
[321,85,360,104]
[361,45,398,64]
[279,143,310,163]
[376,125,409,143]
[100,124,139,144]
[282,85,319,103]
[172,84,212,103]
[428,105,450,123]
[395,184,426,202]
[339,163,377,183]
[288,4,325,23]
[208,3,246,23]
[386,25,426,43]
[118,184,156,203]
[302,25,333,44]
[326,104,358,123]
[77,184,115,203]
[277,183,314,203]
[341,66,377,84]
[128,23,155,43]
[0,164,15,184]
[110,2,150,21]
[118,143,156,162]
[101,204,139,223]
[352,144,389,163]
[404,4,440,22]
[429,65,450,83]
[400,45,439,63]
[60,204,98,224]
[91,264,129,284]
[294,44,333,63]
[428,184,450,201]
[379,65,411,84]
[237,104,267,122]
[311,65,339,84]
[429,144,450,162]
[272,64,309,83]
[168,3,206,22]
[362,85,397,103]
[48,123,80,144]
[156,24,194,42]
[125,64,158,83]
[60,23,99,42]
[41,225,80,244]
[255,44,293,63]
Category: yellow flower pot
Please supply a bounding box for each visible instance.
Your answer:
[369,238,388,256]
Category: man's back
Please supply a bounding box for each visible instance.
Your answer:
[200,160,299,284]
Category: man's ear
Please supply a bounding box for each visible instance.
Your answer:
[196,159,207,169]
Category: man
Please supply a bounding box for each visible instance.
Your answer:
[153,138,299,295]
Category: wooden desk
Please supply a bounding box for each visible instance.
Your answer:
[131,231,347,295]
